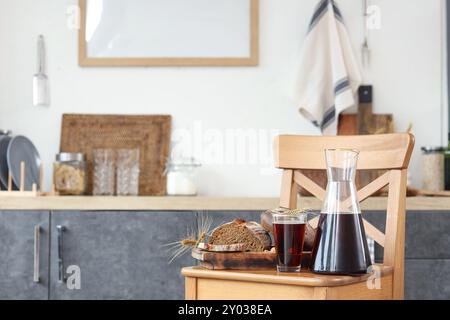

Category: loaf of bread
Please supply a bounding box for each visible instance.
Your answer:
[208,219,271,252]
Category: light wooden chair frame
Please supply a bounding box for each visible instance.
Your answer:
[275,133,415,299]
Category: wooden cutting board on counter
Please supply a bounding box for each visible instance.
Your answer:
[60,114,171,196]
[338,86,393,135]
[356,85,394,135]
[300,86,394,195]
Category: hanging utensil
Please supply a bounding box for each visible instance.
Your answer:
[32,35,50,107]
[362,39,370,67]
[361,0,370,67]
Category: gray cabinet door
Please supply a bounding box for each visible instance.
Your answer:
[405,259,450,300]
[0,211,50,300]
[49,211,196,300]
[363,210,450,299]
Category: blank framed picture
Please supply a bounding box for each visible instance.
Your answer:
[79,0,259,67]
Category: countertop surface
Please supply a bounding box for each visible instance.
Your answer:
[0,196,448,211]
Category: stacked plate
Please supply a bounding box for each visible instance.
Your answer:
[0,132,41,191]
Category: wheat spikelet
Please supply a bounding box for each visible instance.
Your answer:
[163,213,212,263]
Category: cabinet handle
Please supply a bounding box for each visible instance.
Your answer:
[57,225,66,283]
[33,225,40,283]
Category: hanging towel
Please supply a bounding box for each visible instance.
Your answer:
[294,0,362,135]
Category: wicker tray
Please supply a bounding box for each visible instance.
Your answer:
[60,114,171,195]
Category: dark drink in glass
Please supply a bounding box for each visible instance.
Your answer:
[273,213,307,272]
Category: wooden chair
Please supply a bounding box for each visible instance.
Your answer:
[182,133,415,300]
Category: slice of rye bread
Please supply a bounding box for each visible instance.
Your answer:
[208,219,271,252]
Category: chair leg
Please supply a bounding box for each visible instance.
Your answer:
[185,277,197,300]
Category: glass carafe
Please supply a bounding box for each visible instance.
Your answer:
[310,149,372,274]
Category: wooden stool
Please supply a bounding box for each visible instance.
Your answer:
[182,133,414,300]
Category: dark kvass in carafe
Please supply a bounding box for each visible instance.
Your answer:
[310,149,372,274]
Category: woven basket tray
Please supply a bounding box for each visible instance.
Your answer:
[60,114,171,196]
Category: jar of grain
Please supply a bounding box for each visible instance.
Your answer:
[54,153,87,195]
[421,147,445,192]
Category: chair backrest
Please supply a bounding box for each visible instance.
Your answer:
[274,133,415,299]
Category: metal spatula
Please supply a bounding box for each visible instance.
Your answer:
[32,35,50,107]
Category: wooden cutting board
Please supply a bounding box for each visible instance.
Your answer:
[60,114,171,196]
[192,248,277,270]
[338,87,393,136]
[192,248,311,270]
[338,113,358,135]
[357,86,393,135]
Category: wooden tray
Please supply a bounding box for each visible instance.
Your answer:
[192,247,312,270]
[60,114,171,195]
[192,247,276,270]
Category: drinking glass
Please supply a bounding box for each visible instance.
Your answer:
[116,149,140,196]
[93,149,115,196]
[273,212,308,272]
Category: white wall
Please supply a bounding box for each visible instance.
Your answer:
[0,0,444,196]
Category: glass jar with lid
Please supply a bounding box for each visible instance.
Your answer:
[421,146,445,192]
[54,153,87,195]
[165,158,201,196]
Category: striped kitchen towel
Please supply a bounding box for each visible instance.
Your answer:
[294,0,362,135]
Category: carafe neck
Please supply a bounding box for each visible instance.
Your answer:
[325,149,359,182]
[323,149,360,214]
[326,166,356,182]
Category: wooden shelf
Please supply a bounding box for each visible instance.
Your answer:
[0,196,448,211]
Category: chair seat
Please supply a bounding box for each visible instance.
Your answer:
[182,264,393,287]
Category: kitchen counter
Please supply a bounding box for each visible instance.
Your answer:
[1,198,450,300]
[0,196,448,211]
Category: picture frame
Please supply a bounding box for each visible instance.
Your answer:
[78,0,259,67]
